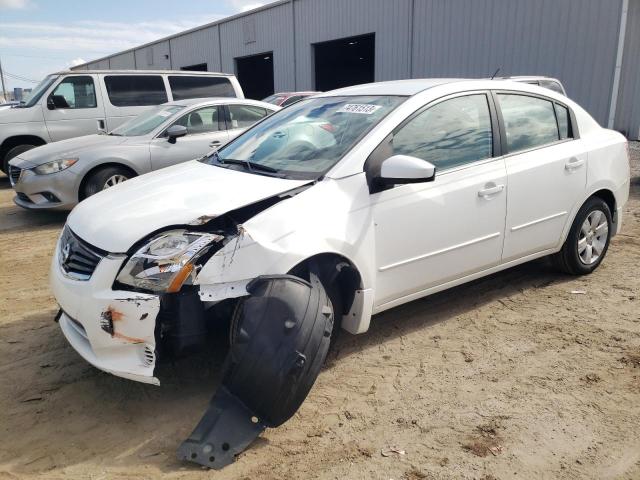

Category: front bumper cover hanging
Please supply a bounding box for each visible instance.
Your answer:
[178,272,334,469]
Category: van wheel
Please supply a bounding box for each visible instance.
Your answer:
[2,144,36,174]
[553,197,612,275]
[82,166,132,199]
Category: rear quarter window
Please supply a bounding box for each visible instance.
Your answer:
[104,75,167,107]
[169,76,236,100]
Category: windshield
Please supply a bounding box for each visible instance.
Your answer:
[21,74,59,108]
[262,94,286,105]
[203,95,405,179]
[110,105,185,137]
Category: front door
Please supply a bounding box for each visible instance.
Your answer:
[370,93,507,307]
[42,75,105,141]
[149,105,230,171]
[496,93,587,261]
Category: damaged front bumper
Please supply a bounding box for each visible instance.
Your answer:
[50,245,161,385]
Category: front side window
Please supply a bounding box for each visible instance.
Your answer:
[227,104,268,129]
[202,95,405,179]
[104,75,167,107]
[391,94,493,170]
[49,76,96,109]
[110,105,184,137]
[169,76,235,100]
[498,94,559,153]
[173,106,221,135]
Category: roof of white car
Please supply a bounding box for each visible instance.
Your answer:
[321,79,468,97]
[164,97,279,109]
[52,69,235,76]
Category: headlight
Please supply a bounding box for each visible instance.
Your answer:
[116,230,223,293]
[33,158,78,175]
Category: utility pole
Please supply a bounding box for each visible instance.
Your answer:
[0,56,6,102]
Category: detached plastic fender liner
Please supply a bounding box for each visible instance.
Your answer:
[178,272,334,469]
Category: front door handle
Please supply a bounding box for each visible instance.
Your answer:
[565,157,585,171]
[209,140,222,147]
[478,184,505,198]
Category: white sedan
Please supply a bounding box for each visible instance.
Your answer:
[50,79,630,469]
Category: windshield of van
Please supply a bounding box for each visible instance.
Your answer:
[109,105,185,137]
[21,75,59,108]
[202,95,405,179]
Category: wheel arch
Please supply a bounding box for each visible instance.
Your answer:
[1,135,47,162]
[78,162,138,201]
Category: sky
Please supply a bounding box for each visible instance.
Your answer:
[0,0,273,91]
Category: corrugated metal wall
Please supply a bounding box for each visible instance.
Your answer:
[615,0,640,139]
[71,0,639,135]
[293,0,412,88]
[170,26,222,71]
[219,2,296,91]
[411,0,623,126]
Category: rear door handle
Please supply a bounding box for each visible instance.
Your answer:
[565,157,585,171]
[478,184,505,198]
[209,140,222,147]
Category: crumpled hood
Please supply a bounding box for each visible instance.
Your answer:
[12,134,131,168]
[68,160,309,252]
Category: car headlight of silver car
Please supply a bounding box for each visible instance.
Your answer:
[116,230,223,293]
[33,157,78,175]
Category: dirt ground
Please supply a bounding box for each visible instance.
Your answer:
[0,144,639,480]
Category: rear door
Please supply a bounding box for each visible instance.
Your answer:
[42,74,106,141]
[496,92,586,261]
[149,104,229,171]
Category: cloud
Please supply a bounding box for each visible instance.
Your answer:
[0,0,30,9]
[0,18,222,55]
[69,58,86,67]
[228,0,267,13]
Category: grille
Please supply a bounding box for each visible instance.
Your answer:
[142,345,156,366]
[9,165,21,186]
[58,226,107,280]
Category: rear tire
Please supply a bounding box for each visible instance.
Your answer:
[553,197,612,275]
[2,144,36,174]
[81,166,132,199]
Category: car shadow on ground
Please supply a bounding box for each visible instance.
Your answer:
[0,255,579,475]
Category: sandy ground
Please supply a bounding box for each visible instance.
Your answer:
[0,144,639,480]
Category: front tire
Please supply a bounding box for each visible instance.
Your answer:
[81,166,132,200]
[2,144,36,174]
[553,197,612,275]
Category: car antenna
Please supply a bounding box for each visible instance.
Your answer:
[490,67,501,80]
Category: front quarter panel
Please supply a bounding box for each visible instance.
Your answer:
[196,174,376,312]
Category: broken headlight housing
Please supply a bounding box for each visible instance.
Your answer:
[116,230,223,293]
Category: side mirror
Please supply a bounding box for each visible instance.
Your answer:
[48,95,70,110]
[378,155,436,186]
[46,97,56,110]
[166,124,188,144]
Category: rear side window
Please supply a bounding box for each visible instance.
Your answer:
[169,76,235,100]
[281,95,303,107]
[554,103,571,139]
[227,104,268,129]
[391,94,493,170]
[49,76,96,109]
[498,94,559,153]
[104,75,167,107]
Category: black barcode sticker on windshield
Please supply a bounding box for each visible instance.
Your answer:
[337,104,382,114]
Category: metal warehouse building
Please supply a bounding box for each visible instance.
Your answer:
[72,0,640,139]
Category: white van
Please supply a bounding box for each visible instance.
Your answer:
[0,70,244,173]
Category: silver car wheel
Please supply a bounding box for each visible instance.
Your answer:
[577,209,608,265]
[103,174,128,190]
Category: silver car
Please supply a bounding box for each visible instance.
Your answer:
[8,98,279,210]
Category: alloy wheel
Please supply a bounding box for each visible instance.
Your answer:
[577,209,608,265]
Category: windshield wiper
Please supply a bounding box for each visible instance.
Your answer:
[219,158,280,174]
[108,132,122,136]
